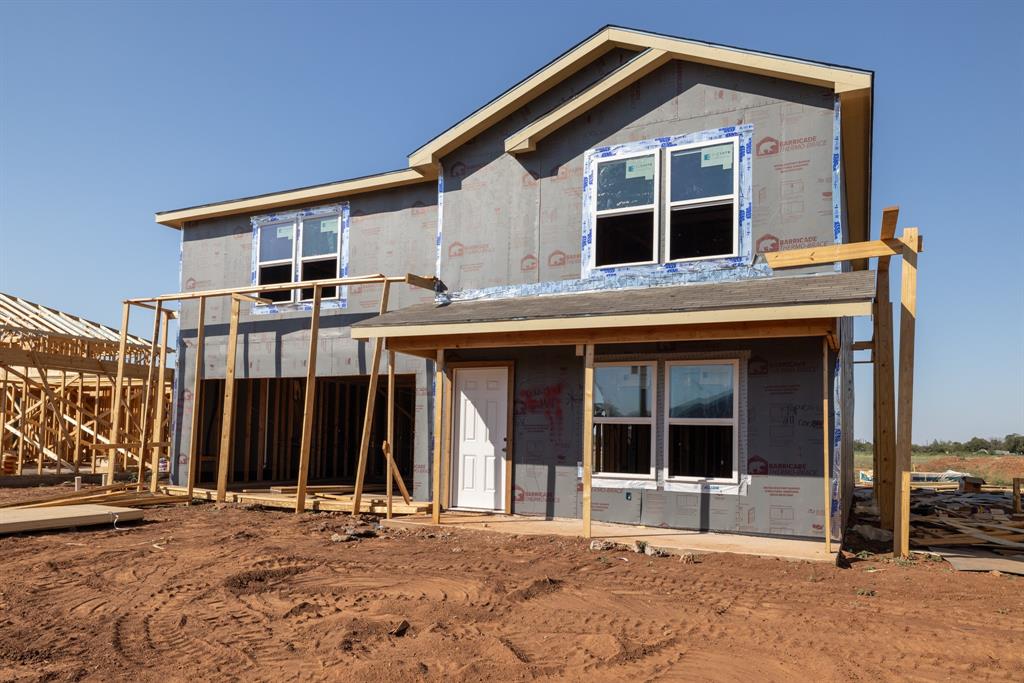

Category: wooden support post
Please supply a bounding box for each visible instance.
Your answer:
[874,207,899,530]
[106,302,131,485]
[295,285,323,513]
[216,296,241,503]
[352,282,391,514]
[0,368,7,468]
[136,302,163,490]
[386,349,395,519]
[822,337,833,555]
[893,228,919,558]
[432,349,444,524]
[186,297,206,501]
[73,376,83,474]
[1013,478,1022,515]
[17,372,26,475]
[37,377,46,476]
[582,344,595,539]
[149,311,171,493]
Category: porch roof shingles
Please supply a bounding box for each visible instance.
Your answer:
[353,271,875,333]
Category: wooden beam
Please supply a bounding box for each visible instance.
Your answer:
[582,344,595,539]
[355,302,871,340]
[215,296,241,503]
[893,228,919,558]
[764,234,922,269]
[185,297,206,503]
[852,340,873,351]
[149,311,171,492]
[295,285,323,514]
[822,338,832,555]
[431,349,444,524]
[352,281,391,514]
[0,348,165,381]
[385,319,839,353]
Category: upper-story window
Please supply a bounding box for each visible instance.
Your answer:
[254,207,344,304]
[590,136,739,269]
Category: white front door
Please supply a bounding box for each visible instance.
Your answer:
[452,366,508,511]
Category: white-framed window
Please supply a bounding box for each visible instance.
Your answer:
[588,136,739,269]
[592,361,656,479]
[664,137,739,262]
[256,222,297,303]
[663,359,739,483]
[298,213,341,301]
[592,150,659,268]
[254,211,342,303]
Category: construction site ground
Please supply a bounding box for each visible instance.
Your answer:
[0,485,1021,682]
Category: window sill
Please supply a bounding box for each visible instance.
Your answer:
[592,475,657,490]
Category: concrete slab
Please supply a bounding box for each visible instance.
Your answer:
[383,512,834,563]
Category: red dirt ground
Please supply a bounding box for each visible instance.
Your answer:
[0,485,1021,682]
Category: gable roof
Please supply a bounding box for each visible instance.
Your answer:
[156,25,872,229]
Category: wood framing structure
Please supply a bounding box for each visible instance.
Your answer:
[126,273,435,514]
[0,292,174,483]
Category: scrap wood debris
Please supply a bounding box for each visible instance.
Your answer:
[0,482,188,511]
[850,486,1024,574]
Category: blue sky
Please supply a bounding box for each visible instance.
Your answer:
[0,1,1021,443]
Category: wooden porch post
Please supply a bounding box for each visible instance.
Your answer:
[215,295,241,503]
[582,344,595,539]
[352,281,391,514]
[893,227,920,558]
[432,349,444,524]
[186,297,206,502]
[149,311,171,493]
[106,302,131,485]
[873,206,899,529]
[295,285,323,513]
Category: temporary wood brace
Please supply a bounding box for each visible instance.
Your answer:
[768,211,922,557]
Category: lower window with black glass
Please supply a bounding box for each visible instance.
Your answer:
[592,362,655,477]
[665,360,738,482]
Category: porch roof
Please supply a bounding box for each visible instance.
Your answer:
[351,271,875,341]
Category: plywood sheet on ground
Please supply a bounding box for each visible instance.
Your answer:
[0,504,143,534]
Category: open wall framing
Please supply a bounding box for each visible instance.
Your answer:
[0,292,174,485]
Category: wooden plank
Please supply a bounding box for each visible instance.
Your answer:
[582,344,595,539]
[0,504,144,534]
[295,285,323,513]
[215,296,241,503]
[822,338,832,555]
[893,228,919,558]
[352,282,391,514]
[764,236,921,269]
[432,350,444,524]
[1014,478,1022,515]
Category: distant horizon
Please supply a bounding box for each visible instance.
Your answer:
[1,0,1021,442]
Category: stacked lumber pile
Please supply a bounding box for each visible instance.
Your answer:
[910,488,1024,553]
[0,483,188,510]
